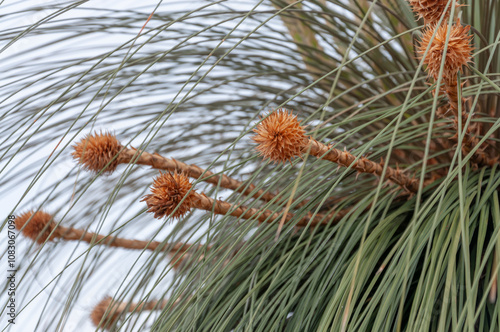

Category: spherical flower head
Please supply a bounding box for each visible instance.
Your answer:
[252,109,308,163]
[141,171,196,219]
[90,296,121,329]
[417,20,473,85]
[72,132,122,174]
[408,0,459,24]
[16,211,58,244]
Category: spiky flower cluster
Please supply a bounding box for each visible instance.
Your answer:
[417,20,473,85]
[90,296,121,329]
[141,171,196,219]
[72,132,122,174]
[16,211,58,244]
[408,0,459,24]
[252,109,308,163]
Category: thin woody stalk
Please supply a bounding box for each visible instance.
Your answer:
[72,132,277,202]
[15,211,204,261]
[190,189,350,227]
[91,296,177,329]
[252,109,419,193]
[304,139,419,192]
[142,171,350,227]
[119,148,278,202]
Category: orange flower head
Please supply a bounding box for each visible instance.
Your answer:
[141,171,196,219]
[408,0,459,24]
[252,109,308,163]
[90,296,122,329]
[16,211,59,244]
[417,20,473,84]
[72,132,122,174]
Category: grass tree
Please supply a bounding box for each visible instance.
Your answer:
[1,0,499,331]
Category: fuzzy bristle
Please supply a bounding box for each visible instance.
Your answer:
[16,211,58,244]
[408,0,459,24]
[252,109,308,163]
[90,296,121,329]
[417,20,473,85]
[72,132,122,174]
[141,171,196,219]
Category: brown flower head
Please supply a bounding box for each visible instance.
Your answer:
[408,0,459,24]
[72,132,122,174]
[141,171,196,219]
[16,211,59,244]
[417,20,473,84]
[252,109,308,163]
[90,296,122,329]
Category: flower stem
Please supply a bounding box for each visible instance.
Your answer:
[305,139,420,193]
[118,147,278,202]
[59,226,206,254]
[190,191,350,227]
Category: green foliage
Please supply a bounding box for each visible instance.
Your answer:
[1,0,499,331]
